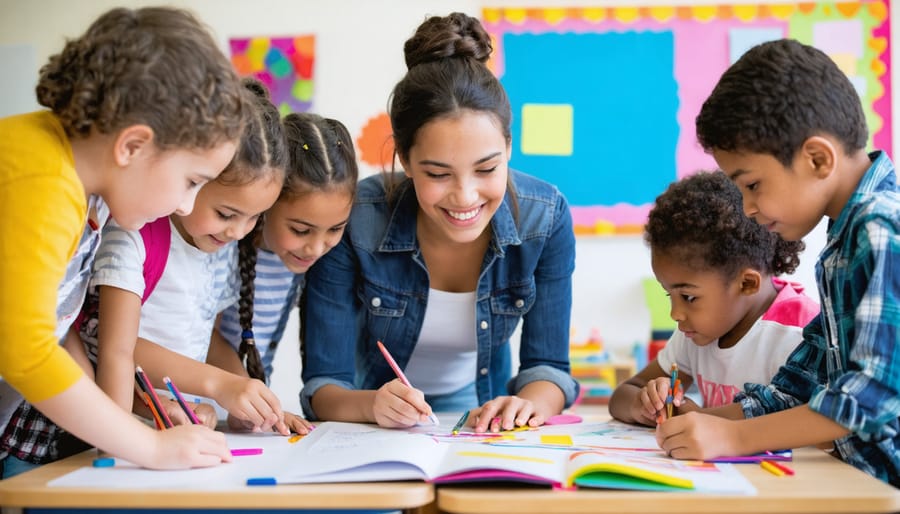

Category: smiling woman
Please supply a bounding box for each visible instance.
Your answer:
[299,12,579,435]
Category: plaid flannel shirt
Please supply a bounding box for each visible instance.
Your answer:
[737,151,900,486]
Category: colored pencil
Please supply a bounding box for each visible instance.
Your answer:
[764,459,795,476]
[163,376,201,425]
[135,366,173,428]
[760,460,785,476]
[376,341,439,425]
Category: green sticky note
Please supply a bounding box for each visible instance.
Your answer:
[520,103,573,156]
[642,277,677,331]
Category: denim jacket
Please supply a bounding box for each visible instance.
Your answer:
[299,170,578,420]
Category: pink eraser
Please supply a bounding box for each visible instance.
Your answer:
[231,447,263,456]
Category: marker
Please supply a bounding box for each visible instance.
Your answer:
[376,341,439,425]
[92,457,115,468]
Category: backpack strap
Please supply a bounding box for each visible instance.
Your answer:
[139,217,172,304]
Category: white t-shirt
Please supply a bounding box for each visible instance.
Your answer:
[405,289,478,395]
[85,218,238,362]
[656,279,819,408]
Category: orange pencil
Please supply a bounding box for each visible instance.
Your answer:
[143,392,166,430]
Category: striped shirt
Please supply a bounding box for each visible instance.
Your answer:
[218,249,303,380]
[738,151,900,486]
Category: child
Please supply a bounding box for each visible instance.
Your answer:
[609,171,819,427]
[299,12,578,431]
[209,112,358,388]
[656,39,900,486]
[79,79,301,434]
[0,6,244,476]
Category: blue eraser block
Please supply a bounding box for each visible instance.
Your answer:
[92,457,115,468]
[247,477,277,486]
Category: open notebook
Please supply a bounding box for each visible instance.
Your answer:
[49,420,756,494]
[275,421,755,494]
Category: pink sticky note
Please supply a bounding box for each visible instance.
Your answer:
[545,414,582,425]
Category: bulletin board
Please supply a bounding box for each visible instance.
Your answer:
[229,35,315,116]
[482,1,892,235]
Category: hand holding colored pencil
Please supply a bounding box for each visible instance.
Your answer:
[376,340,439,425]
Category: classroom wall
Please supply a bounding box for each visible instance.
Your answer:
[1,0,892,414]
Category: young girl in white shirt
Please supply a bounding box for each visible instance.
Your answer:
[81,80,308,434]
[609,171,820,427]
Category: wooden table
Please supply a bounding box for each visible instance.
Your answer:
[0,450,434,514]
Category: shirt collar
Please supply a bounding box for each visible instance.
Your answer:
[829,150,896,239]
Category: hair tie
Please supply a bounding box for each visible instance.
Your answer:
[241,330,255,343]
[302,143,309,151]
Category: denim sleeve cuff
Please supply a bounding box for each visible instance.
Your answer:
[736,382,805,419]
[508,365,580,408]
[299,377,356,421]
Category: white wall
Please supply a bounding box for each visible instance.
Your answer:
[0,0,886,414]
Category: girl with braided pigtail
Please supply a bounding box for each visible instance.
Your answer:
[209,113,359,428]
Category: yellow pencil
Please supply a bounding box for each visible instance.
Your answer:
[760,460,785,476]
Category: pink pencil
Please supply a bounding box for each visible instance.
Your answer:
[376,340,440,425]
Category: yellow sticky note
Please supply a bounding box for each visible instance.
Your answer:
[521,104,573,156]
[829,53,857,76]
[540,434,573,446]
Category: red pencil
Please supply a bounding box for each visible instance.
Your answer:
[764,459,795,476]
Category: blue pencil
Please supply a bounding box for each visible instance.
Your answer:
[163,376,201,425]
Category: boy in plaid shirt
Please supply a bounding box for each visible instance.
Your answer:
[656,39,900,487]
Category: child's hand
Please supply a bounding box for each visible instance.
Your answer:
[148,424,231,470]
[673,396,699,416]
[468,395,540,432]
[656,411,740,460]
[373,379,434,428]
[284,412,314,435]
[162,399,217,429]
[215,375,288,435]
[632,376,671,425]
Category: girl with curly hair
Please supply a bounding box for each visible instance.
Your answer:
[609,171,819,427]
[0,6,245,477]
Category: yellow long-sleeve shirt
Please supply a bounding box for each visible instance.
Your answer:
[0,111,85,402]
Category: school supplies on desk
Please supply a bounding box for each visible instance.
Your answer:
[135,366,173,428]
[707,449,793,463]
[271,420,755,494]
[376,340,439,425]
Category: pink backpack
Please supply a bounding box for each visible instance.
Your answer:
[138,217,172,303]
[74,217,170,334]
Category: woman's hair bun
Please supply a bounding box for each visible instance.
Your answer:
[403,12,492,70]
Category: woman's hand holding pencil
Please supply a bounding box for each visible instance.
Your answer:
[373,341,440,428]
